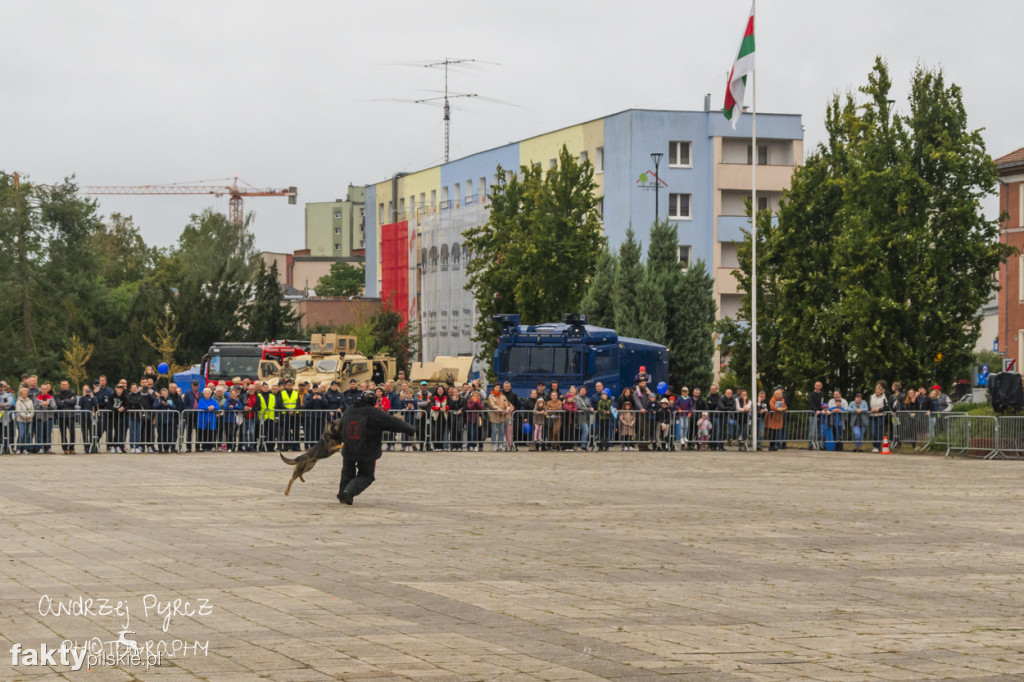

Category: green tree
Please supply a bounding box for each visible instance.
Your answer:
[166,210,261,361]
[61,334,94,393]
[674,260,716,391]
[636,270,666,343]
[726,58,1012,395]
[315,261,365,297]
[464,145,604,365]
[93,213,158,288]
[176,209,257,283]
[613,227,643,338]
[581,246,617,328]
[370,305,416,374]
[247,260,300,341]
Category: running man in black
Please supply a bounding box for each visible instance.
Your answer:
[337,391,417,505]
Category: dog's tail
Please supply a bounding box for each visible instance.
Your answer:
[280,453,300,465]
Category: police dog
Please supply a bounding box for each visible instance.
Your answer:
[280,418,344,495]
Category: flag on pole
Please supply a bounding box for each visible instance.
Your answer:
[723,3,755,129]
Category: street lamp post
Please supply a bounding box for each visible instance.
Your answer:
[650,152,663,220]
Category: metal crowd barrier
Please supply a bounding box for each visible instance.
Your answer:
[5,404,1022,460]
[945,414,1003,459]
[254,409,429,453]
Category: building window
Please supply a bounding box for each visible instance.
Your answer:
[378,203,384,224]
[579,150,588,164]
[454,183,461,205]
[748,195,770,212]
[399,197,405,215]
[333,227,341,234]
[677,245,691,269]
[1019,254,1024,304]
[549,158,557,169]
[669,193,691,220]
[480,176,486,198]
[334,242,341,251]
[466,179,473,203]
[430,189,437,210]
[442,186,449,207]
[596,147,604,172]
[597,198,604,220]
[1020,187,1023,228]
[669,141,691,167]
[333,210,341,219]
[747,144,768,165]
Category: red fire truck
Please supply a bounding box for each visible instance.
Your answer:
[199,340,310,385]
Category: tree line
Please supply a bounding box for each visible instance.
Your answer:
[0,176,401,387]
[718,58,1010,396]
[463,145,717,386]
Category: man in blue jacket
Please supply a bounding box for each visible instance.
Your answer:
[93,375,114,450]
[182,380,202,452]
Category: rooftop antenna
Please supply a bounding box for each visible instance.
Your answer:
[427,58,475,163]
[372,58,516,163]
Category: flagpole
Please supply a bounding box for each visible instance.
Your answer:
[750,0,758,453]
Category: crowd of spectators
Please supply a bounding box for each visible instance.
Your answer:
[0,367,956,454]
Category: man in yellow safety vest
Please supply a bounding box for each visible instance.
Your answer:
[278,379,301,451]
[257,382,277,451]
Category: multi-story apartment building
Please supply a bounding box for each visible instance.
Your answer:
[364,105,803,362]
[305,184,366,260]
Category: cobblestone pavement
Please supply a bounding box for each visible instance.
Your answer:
[1,448,1023,681]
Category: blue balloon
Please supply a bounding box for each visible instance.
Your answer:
[157,362,169,374]
[523,422,532,435]
[656,381,668,395]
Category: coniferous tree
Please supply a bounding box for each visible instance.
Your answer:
[636,270,666,343]
[613,228,643,339]
[581,246,617,328]
[673,259,716,391]
[247,260,300,341]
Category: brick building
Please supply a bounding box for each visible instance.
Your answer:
[996,147,1024,366]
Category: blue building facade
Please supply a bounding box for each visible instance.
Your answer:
[362,107,803,363]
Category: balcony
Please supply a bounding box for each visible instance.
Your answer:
[716,163,795,191]
[715,268,741,295]
[717,215,778,242]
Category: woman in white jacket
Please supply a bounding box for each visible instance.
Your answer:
[15,387,35,454]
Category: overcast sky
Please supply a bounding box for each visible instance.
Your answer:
[4,1,1021,253]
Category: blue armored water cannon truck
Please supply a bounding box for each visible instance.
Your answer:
[491,314,669,399]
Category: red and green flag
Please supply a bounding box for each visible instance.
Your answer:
[723,3,755,129]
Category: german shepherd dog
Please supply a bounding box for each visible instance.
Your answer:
[280,418,344,495]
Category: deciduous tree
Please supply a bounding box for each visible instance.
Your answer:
[724,58,1012,395]
[315,261,365,297]
[464,145,604,367]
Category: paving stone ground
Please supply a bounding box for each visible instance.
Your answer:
[1,447,1023,681]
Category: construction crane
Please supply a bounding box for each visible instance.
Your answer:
[81,177,298,226]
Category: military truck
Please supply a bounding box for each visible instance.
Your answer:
[259,334,397,388]
[408,355,475,390]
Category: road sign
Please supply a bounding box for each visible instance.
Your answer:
[1003,358,1016,373]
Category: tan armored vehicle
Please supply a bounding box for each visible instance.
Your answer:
[408,355,474,390]
[260,334,397,388]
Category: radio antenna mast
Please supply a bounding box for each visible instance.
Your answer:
[372,58,516,163]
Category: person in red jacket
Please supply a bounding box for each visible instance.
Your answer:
[241,383,260,452]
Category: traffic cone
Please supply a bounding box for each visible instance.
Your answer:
[880,436,892,455]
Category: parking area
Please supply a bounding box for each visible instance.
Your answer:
[1,448,1022,680]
